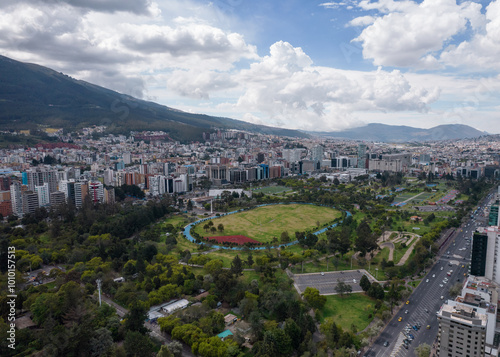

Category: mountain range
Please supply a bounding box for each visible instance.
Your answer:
[0,55,307,142]
[0,55,487,143]
[311,123,486,142]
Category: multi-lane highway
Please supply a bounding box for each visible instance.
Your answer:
[365,190,495,357]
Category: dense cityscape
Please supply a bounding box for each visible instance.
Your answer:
[1,126,500,357]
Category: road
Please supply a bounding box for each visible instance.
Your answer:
[365,190,494,357]
[100,295,196,357]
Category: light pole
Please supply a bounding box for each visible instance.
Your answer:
[375,268,378,280]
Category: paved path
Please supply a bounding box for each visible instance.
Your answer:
[100,295,196,356]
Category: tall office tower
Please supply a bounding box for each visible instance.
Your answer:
[122,152,132,165]
[489,201,500,226]
[24,167,58,194]
[357,143,367,169]
[437,301,487,357]
[74,182,88,208]
[89,182,104,203]
[22,191,39,215]
[34,183,50,207]
[103,169,115,186]
[10,181,23,217]
[471,227,500,284]
[311,145,324,163]
[149,175,166,197]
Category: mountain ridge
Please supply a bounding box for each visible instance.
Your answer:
[0,55,308,142]
[309,123,487,142]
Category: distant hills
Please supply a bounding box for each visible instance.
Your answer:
[0,55,307,142]
[312,123,487,142]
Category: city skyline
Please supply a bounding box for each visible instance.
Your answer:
[1,0,499,133]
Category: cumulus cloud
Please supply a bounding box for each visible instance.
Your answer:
[352,0,483,68]
[229,42,440,131]
[2,0,159,15]
[440,0,500,70]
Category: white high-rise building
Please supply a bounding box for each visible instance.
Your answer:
[149,175,166,197]
[311,145,324,163]
[103,169,115,186]
[10,182,23,217]
[89,182,104,203]
[35,183,50,207]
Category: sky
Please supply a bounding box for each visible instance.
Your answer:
[1,0,499,133]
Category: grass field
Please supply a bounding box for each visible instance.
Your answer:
[320,293,375,330]
[192,204,341,244]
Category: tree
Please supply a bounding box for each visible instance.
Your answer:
[210,226,217,234]
[124,331,154,357]
[217,223,224,232]
[230,255,243,277]
[303,287,326,309]
[246,253,254,267]
[360,275,371,292]
[90,327,113,357]
[367,282,385,300]
[157,345,174,357]
[448,282,463,299]
[186,200,193,211]
[167,341,183,357]
[387,279,401,313]
[415,343,431,357]
[124,301,148,333]
[335,280,352,297]
[280,231,290,244]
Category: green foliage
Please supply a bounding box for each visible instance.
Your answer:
[303,287,326,309]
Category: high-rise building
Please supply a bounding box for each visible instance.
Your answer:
[489,202,499,226]
[0,190,12,217]
[49,191,66,207]
[24,167,58,194]
[357,143,367,169]
[22,191,39,215]
[437,301,487,357]
[437,276,499,357]
[471,227,500,284]
[74,182,88,208]
[10,182,23,217]
[34,183,50,207]
[89,182,104,203]
[311,145,324,163]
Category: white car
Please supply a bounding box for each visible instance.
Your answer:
[439,284,443,287]
[432,274,436,277]
[426,279,429,283]
[353,279,357,283]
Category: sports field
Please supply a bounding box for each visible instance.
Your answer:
[193,204,341,244]
[393,191,434,204]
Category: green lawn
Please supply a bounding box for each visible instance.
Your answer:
[320,293,375,331]
[192,204,341,243]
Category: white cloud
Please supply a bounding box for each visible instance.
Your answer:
[440,0,500,70]
[353,0,483,68]
[227,42,440,131]
[347,16,376,27]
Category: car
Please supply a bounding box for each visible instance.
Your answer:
[383,341,389,347]
[425,308,429,313]
[403,343,409,349]
[426,325,431,329]
[406,300,410,305]
[413,325,418,330]
[440,267,444,271]
[321,272,325,276]
[432,274,436,277]
[439,284,443,287]
[405,310,408,314]
[398,317,403,322]
[462,265,465,268]
[426,279,429,283]
[353,279,357,283]
[441,295,444,299]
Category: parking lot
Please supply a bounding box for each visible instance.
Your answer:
[293,270,372,295]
